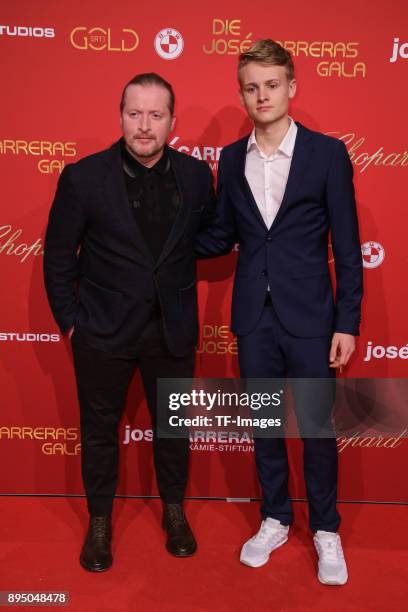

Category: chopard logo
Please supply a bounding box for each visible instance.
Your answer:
[337,430,406,452]
[0,225,44,263]
[326,132,408,173]
[169,136,221,172]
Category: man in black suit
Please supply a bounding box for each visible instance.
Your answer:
[44,73,215,571]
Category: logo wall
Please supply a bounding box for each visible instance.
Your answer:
[70,27,139,51]
[364,342,408,361]
[0,25,55,38]
[0,333,60,342]
[154,28,184,59]
[169,136,221,172]
[0,139,77,174]
[327,133,408,173]
[0,225,44,263]
[361,241,385,269]
[197,325,237,355]
[389,38,408,62]
[277,40,366,78]
[0,427,80,456]
[203,19,253,55]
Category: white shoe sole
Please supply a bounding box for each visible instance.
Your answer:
[317,572,348,586]
[240,536,288,568]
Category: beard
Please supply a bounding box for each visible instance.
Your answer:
[125,136,164,161]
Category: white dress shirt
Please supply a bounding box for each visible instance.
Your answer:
[245,118,298,229]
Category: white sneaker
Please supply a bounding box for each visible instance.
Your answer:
[240,518,289,568]
[314,530,348,585]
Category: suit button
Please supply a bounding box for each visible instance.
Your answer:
[261,270,267,276]
[266,236,272,242]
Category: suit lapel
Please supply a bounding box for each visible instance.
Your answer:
[236,123,314,231]
[270,123,314,229]
[154,146,189,269]
[102,141,155,266]
[236,137,269,231]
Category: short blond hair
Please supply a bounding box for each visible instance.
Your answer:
[238,39,295,82]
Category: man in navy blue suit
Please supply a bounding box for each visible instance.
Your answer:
[196,39,363,585]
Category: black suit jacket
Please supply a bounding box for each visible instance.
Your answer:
[44,140,215,356]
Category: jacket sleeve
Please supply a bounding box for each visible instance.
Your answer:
[195,151,238,258]
[198,163,217,231]
[43,165,86,333]
[326,140,363,336]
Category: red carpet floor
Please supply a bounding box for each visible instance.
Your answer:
[0,497,406,611]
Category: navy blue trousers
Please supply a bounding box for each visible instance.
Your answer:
[238,300,340,533]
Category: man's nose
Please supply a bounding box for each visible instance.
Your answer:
[139,114,151,131]
[257,87,269,102]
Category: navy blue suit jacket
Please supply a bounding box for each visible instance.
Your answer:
[196,122,363,338]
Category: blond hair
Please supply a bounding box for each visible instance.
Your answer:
[238,39,295,82]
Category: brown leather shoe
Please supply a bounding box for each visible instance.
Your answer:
[162,503,197,557]
[80,515,112,572]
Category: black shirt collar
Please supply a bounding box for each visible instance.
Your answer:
[121,138,170,176]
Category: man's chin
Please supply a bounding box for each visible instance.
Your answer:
[255,114,278,124]
[253,112,286,127]
[127,144,163,160]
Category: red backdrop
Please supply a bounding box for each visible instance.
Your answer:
[0,0,407,502]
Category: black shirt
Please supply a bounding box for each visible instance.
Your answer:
[121,140,181,262]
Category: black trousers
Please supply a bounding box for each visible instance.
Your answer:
[238,298,340,533]
[71,319,195,516]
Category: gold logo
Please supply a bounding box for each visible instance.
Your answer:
[197,324,238,355]
[277,40,366,78]
[316,61,365,78]
[70,26,139,52]
[0,426,81,456]
[42,442,81,455]
[0,139,77,174]
[337,429,407,452]
[203,19,252,55]
[327,132,408,173]
[0,225,44,263]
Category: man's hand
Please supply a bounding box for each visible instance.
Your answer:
[329,333,355,368]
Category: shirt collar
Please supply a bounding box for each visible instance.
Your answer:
[247,118,298,158]
[121,139,170,176]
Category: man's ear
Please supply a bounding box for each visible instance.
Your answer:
[288,79,297,99]
[171,115,176,131]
